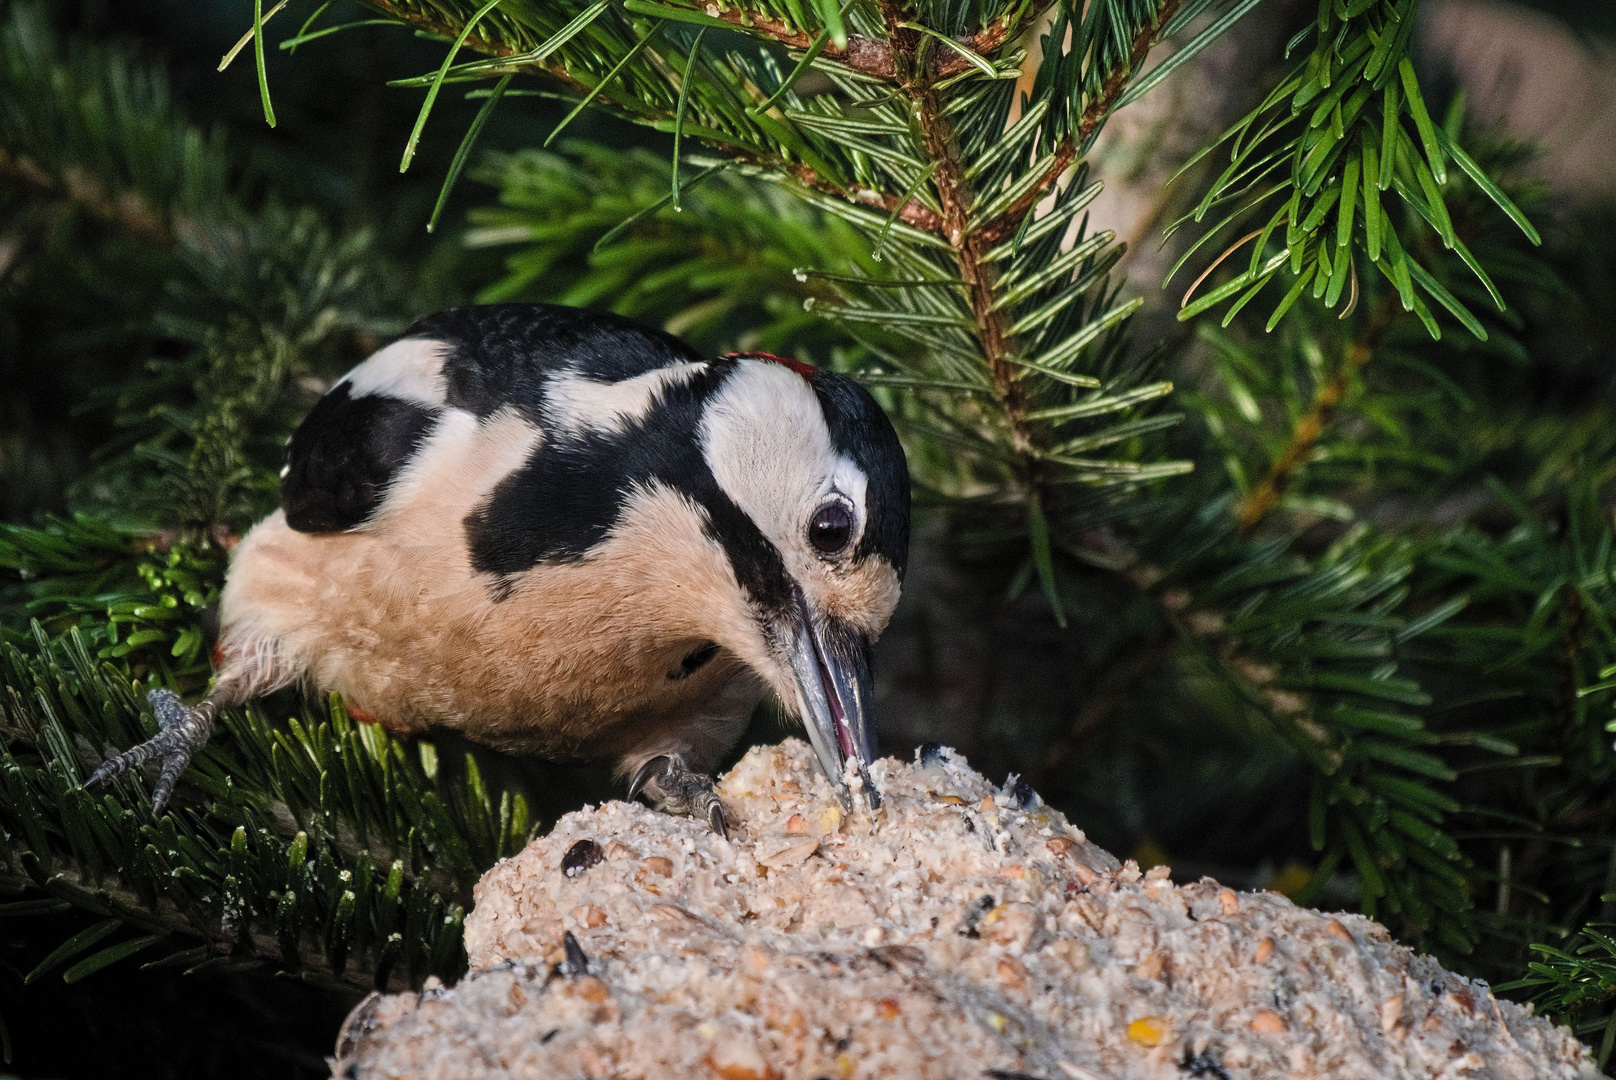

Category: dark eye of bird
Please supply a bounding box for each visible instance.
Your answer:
[809,503,853,555]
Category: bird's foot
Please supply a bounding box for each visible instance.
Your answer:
[628,754,728,838]
[84,689,217,814]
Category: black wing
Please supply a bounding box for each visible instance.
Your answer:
[280,304,707,534]
[281,381,438,533]
[416,303,706,419]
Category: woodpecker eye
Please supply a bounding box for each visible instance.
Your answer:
[809,503,854,555]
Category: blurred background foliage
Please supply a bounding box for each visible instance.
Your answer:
[1,0,1614,1075]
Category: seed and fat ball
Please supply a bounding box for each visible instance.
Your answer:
[84,303,910,824]
[332,740,1597,1080]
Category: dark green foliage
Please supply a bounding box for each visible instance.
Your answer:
[466,142,872,356]
[4,0,1616,1073]
[0,513,220,678]
[0,1,416,531]
[1502,919,1616,1063]
[0,514,534,988]
[0,1,210,521]
[0,2,229,240]
[1169,0,1539,336]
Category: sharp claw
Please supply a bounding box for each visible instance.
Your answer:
[151,755,187,816]
[84,760,120,791]
[626,754,729,835]
[627,755,670,803]
[562,930,590,977]
[84,739,160,791]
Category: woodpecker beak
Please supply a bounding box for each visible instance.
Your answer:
[787,586,881,812]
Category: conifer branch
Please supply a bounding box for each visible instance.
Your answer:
[1234,292,1398,530]
[0,4,230,247]
[948,0,1180,450]
[0,148,173,245]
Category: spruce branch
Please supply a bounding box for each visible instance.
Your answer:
[354,0,957,222]
[0,3,231,247]
[907,0,1180,458]
[1498,921,1616,1068]
[465,145,875,355]
[1234,291,1399,530]
[1168,0,1541,338]
[1159,162,1601,954]
[0,519,537,989]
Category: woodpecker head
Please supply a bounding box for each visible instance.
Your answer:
[699,353,909,808]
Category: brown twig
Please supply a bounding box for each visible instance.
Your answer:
[365,0,896,80]
[1234,293,1400,531]
[0,148,172,246]
[912,78,1029,428]
[978,0,1181,244]
[1079,3,1179,147]
[920,0,1182,453]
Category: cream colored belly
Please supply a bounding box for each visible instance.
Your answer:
[218,487,779,771]
[219,513,744,755]
[217,406,774,763]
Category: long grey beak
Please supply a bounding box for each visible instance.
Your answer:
[787,586,881,812]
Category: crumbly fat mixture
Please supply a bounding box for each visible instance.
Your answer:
[332,740,1598,1080]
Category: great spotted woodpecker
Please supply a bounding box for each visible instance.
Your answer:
[85,304,910,834]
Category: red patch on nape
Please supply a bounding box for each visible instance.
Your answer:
[724,351,819,381]
[211,644,226,670]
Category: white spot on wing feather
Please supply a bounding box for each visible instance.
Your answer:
[340,338,449,407]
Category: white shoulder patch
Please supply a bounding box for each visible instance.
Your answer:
[544,362,707,436]
[340,337,449,408]
[369,407,542,527]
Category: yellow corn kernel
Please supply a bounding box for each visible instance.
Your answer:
[1127,1016,1171,1047]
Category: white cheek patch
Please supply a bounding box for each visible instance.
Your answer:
[545,362,707,436]
[340,338,449,408]
[700,361,868,569]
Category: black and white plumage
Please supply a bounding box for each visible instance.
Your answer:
[87,304,911,831]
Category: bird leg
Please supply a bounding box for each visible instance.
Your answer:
[84,689,217,815]
[627,754,728,838]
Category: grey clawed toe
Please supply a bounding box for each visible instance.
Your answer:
[84,689,217,814]
[627,754,729,838]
